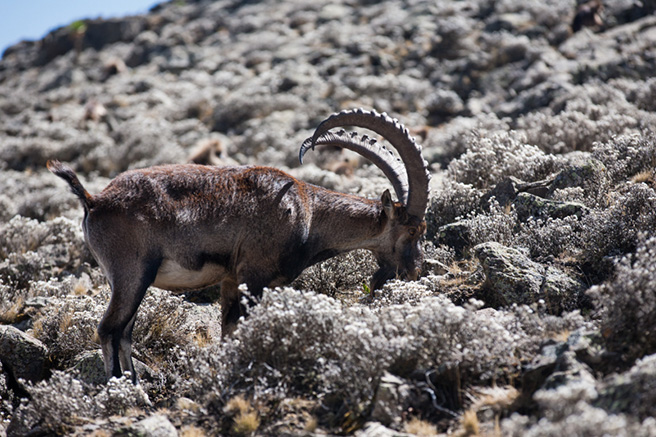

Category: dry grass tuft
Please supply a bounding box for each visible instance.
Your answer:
[462,409,480,436]
[304,416,318,433]
[631,169,654,184]
[225,395,260,436]
[404,417,438,436]
[0,296,24,324]
[224,395,251,415]
[550,329,571,342]
[180,425,207,437]
[233,411,260,436]
[193,327,212,348]
[59,311,73,333]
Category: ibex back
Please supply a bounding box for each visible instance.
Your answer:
[48,109,430,383]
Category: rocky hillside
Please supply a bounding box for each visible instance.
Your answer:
[1,0,656,435]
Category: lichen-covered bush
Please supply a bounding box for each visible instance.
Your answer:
[596,353,656,420]
[517,82,652,154]
[0,216,90,289]
[180,286,583,425]
[591,133,656,185]
[588,236,656,362]
[32,291,106,369]
[502,402,656,437]
[131,288,199,368]
[425,178,482,237]
[292,249,376,297]
[579,183,656,274]
[8,372,149,435]
[447,132,558,189]
[502,352,656,436]
[515,215,583,259]
[9,372,95,435]
[457,201,517,248]
[422,114,511,167]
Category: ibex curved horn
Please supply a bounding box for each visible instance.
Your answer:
[299,108,430,219]
[300,130,409,204]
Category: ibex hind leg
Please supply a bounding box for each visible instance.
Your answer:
[98,257,161,383]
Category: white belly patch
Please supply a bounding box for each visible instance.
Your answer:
[152,259,227,291]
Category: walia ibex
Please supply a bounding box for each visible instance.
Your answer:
[48,108,431,383]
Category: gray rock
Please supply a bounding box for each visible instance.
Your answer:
[355,422,413,437]
[371,372,412,427]
[481,176,554,210]
[541,350,596,393]
[475,242,585,313]
[541,266,586,314]
[514,192,587,221]
[549,160,607,193]
[0,360,9,400]
[475,242,545,306]
[521,341,597,407]
[485,12,533,33]
[71,350,107,386]
[566,329,606,367]
[438,221,472,257]
[129,414,178,437]
[481,177,522,209]
[0,325,48,384]
[521,341,569,397]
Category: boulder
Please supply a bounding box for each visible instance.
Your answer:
[70,350,107,386]
[474,242,585,313]
[475,242,544,306]
[520,339,599,409]
[481,176,554,210]
[0,325,48,384]
[541,266,586,314]
[514,192,587,221]
[356,422,413,437]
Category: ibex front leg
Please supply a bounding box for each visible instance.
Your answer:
[97,257,161,384]
[220,277,243,337]
[220,266,273,337]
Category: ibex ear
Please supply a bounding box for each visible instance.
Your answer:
[381,189,395,219]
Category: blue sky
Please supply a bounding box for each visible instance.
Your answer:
[1,1,160,55]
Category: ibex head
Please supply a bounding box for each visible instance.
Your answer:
[300,108,431,290]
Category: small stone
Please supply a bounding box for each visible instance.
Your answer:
[129,414,178,437]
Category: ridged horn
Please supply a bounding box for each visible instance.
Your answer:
[300,108,430,219]
[300,129,408,203]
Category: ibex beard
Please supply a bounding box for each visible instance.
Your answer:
[48,108,430,383]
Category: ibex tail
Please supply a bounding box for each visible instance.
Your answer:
[47,160,93,211]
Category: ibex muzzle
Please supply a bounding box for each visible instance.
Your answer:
[48,109,430,383]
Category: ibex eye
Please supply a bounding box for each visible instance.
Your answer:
[408,228,417,237]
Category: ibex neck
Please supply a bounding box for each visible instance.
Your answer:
[307,187,386,263]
